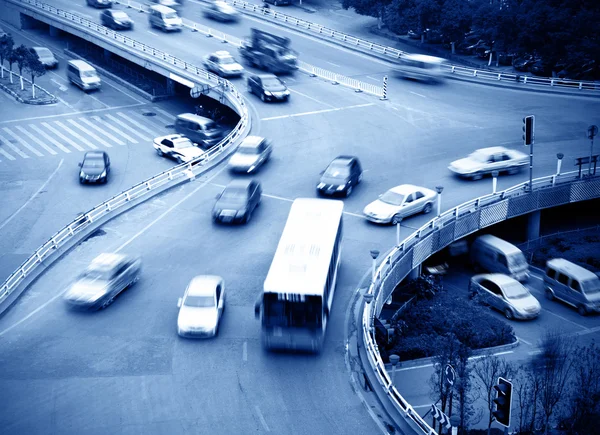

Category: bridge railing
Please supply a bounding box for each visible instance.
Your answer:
[360,170,600,434]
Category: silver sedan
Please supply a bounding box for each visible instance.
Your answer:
[363,184,436,225]
[448,146,528,180]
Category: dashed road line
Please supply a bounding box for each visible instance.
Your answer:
[261,103,375,121]
[254,406,270,432]
[290,88,335,108]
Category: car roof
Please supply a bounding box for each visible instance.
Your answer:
[330,155,356,166]
[547,258,598,280]
[89,253,129,272]
[177,113,213,124]
[225,179,252,190]
[475,235,522,254]
[68,60,95,71]
[213,50,232,57]
[257,73,278,80]
[475,146,509,154]
[389,184,427,195]
[84,151,107,159]
[240,136,264,147]
[477,273,521,286]
[187,275,222,296]
[150,4,177,13]
[402,53,446,64]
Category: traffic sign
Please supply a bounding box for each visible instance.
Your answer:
[445,364,456,386]
[588,125,598,140]
[431,405,451,430]
[190,84,209,98]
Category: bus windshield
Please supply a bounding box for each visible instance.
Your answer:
[263,293,322,329]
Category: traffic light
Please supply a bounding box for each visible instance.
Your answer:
[493,377,513,427]
[523,115,535,145]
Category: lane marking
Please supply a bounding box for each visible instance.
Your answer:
[55,95,77,111]
[51,78,68,92]
[289,88,335,108]
[0,103,146,124]
[100,76,146,105]
[254,405,270,432]
[87,93,110,109]
[409,91,427,98]
[411,404,433,409]
[127,112,168,136]
[53,121,92,150]
[0,146,16,161]
[67,119,112,148]
[366,75,380,82]
[326,61,340,68]
[152,106,177,121]
[29,124,71,153]
[397,350,514,371]
[14,126,58,155]
[242,341,247,361]
[261,103,375,121]
[518,337,532,346]
[113,113,153,141]
[147,31,160,36]
[78,117,125,146]
[0,133,29,158]
[2,127,43,157]
[0,159,64,232]
[543,309,590,330]
[90,115,138,144]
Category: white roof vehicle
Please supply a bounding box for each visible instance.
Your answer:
[448,146,528,180]
[177,275,225,337]
[363,184,436,225]
[203,51,244,77]
[153,134,206,164]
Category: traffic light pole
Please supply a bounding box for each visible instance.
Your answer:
[523,116,535,192]
[529,139,534,193]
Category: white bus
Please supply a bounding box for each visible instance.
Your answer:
[393,53,448,82]
[254,198,344,352]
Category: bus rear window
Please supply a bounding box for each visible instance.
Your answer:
[263,293,322,329]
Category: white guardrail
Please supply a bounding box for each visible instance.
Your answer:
[361,170,597,435]
[0,0,251,306]
[217,0,599,92]
[114,0,385,97]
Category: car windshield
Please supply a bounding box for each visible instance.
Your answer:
[204,121,218,131]
[165,12,178,19]
[174,139,194,149]
[35,48,52,57]
[221,187,247,201]
[469,150,491,163]
[81,269,112,281]
[219,57,235,65]
[582,278,600,294]
[324,164,350,178]
[184,295,215,307]
[379,190,405,206]
[237,145,259,155]
[82,158,104,168]
[81,70,97,78]
[508,253,527,268]
[503,282,530,299]
[262,77,283,88]
[112,11,128,19]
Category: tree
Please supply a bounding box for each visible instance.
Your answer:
[454,345,478,434]
[513,364,542,434]
[0,33,14,79]
[472,354,514,435]
[13,44,29,90]
[24,51,45,99]
[7,49,17,84]
[341,0,392,30]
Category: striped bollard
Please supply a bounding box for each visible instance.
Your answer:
[380,75,388,100]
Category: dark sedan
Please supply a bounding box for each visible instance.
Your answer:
[317,155,363,197]
[213,180,262,224]
[79,151,110,184]
[247,74,290,102]
[101,10,134,30]
[87,0,112,8]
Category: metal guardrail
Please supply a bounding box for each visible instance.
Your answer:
[218,0,599,92]
[360,170,600,435]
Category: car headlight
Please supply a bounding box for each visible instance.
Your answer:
[284,90,290,95]
[213,209,222,217]
[317,182,326,189]
[336,185,345,191]
[101,170,107,177]
[236,209,247,217]
[80,171,85,177]
[248,165,255,172]
[264,91,272,96]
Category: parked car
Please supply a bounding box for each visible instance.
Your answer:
[203,1,240,22]
[213,180,262,224]
[101,9,134,30]
[407,30,421,40]
[544,258,600,315]
[228,135,272,173]
[363,184,436,225]
[247,73,290,102]
[63,253,141,310]
[153,134,205,164]
[86,0,112,8]
[177,275,225,338]
[448,146,528,180]
[203,50,244,78]
[79,150,110,184]
[29,47,58,69]
[530,60,554,77]
[470,273,541,320]
[513,55,536,72]
[263,0,291,6]
[317,155,363,197]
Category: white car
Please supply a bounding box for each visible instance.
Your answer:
[177,275,225,338]
[363,184,436,224]
[203,51,244,77]
[153,134,205,164]
[448,146,528,180]
[228,136,272,173]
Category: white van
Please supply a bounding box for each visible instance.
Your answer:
[67,60,101,91]
[148,5,182,31]
[544,258,600,315]
[393,54,448,83]
[470,235,529,282]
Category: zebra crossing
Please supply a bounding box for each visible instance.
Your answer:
[0,107,177,162]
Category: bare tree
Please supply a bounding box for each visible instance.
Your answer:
[513,364,541,434]
[472,354,514,434]
[454,345,479,435]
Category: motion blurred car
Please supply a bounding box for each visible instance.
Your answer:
[263,0,291,6]
[247,73,290,102]
[64,253,141,310]
[530,59,554,77]
[513,55,536,72]
[469,273,541,320]
[448,146,528,180]
[203,1,240,22]
[317,155,363,197]
[177,275,225,338]
[101,9,134,30]
[86,0,112,8]
[203,51,244,78]
[407,30,421,40]
[228,135,272,173]
[29,47,58,69]
[148,0,181,12]
[153,134,206,164]
[213,180,262,224]
[79,151,110,184]
[363,184,436,225]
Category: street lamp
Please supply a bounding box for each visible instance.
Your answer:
[587,125,598,176]
[363,291,376,344]
[492,171,499,194]
[435,186,444,217]
[370,249,380,283]
[556,153,564,176]
[389,354,400,385]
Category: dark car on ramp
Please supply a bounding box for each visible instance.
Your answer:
[317,155,363,197]
[213,180,262,224]
[79,151,110,184]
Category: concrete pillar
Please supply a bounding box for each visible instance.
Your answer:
[527,210,541,241]
[103,49,112,62]
[166,78,175,95]
[409,264,422,280]
[49,26,60,37]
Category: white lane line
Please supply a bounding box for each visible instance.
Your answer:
[152,107,176,121]
[2,128,44,157]
[254,406,270,432]
[411,404,432,409]
[261,103,375,121]
[29,125,71,153]
[90,115,138,144]
[127,112,167,136]
[115,166,227,253]
[100,77,146,105]
[55,95,77,111]
[409,91,427,98]
[14,126,58,155]
[41,122,85,152]
[0,159,64,232]
[518,337,532,346]
[242,341,247,362]
[147,31,160,36]
[113,113,152,141]
[289,88,335,108]
[78,118,125,146]
[544,309,590,330]
[0,133,29,158]
[0,103,146,124]
[0,146,15,161]
[147,111,172,126]
[51,78,68,92]
[366,75,380,82]
[326,61,341,68]
[67,119,112,148]
[87,92,110,109]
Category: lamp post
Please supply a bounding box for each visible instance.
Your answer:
[389,354,400,385]
[435,186,444,217]
[370,249,380,283]
[492,171,499,194]
[363,291,375,344]
[588,125,598,176]
[556,153,564,175]
[396,219,402,247]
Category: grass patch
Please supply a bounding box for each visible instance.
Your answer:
[529,231,600,273]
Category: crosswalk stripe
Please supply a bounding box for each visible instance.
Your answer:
[29,125,71,153]
[2,127,43,157]
[78,118,125,146]
[0,133,29,158]
[105,114,150,141]
[41,122,85,152]
[14,126,58,155]
[55,120,98,150]
[90,115,137,144]
[127,112,168,137]
[117,112,163,138]
[0,146,16,161]
[152,106,176,121]
[67,119,112,148]
[145,109,172,126]
[132,111,170,131]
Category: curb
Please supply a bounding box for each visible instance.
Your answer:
[0,80,58,105]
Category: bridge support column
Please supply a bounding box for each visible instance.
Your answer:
[409,264,421,280]
[527,210,541,241]
[103,49,112,63]
[49,25,60,37]
[166,78,175,95]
